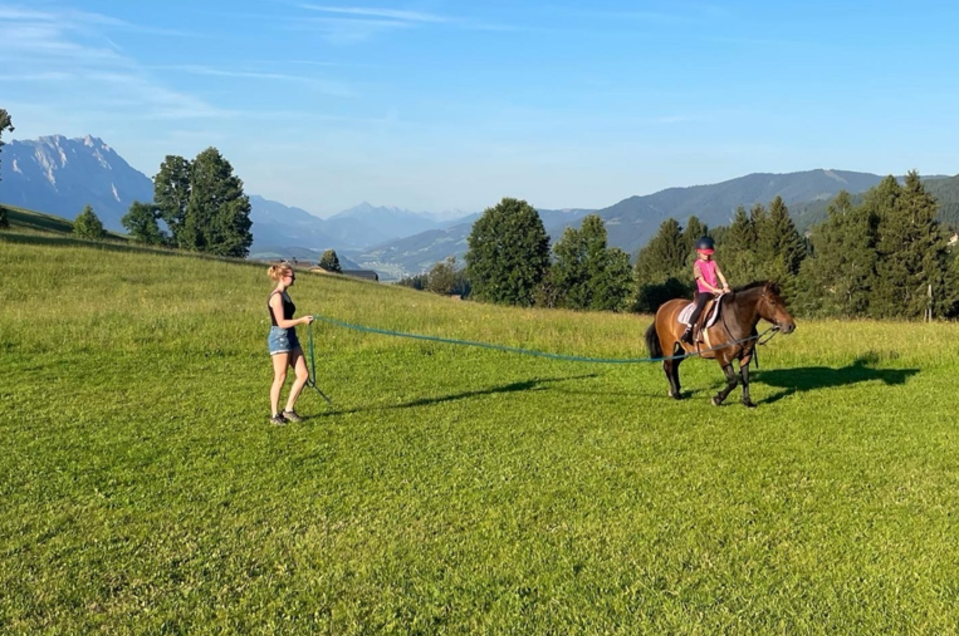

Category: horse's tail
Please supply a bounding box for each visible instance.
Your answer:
[645,322,663,359]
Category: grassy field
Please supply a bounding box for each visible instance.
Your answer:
[3,230,959,634]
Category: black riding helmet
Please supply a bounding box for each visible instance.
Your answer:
[694,236,715,252]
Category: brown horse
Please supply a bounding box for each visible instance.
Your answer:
[644,281,796,407]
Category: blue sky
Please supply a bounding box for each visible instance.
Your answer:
[2,0,958,217]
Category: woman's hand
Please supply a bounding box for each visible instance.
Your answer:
[301,315,315,325]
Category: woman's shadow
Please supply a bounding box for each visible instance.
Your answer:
[752,353,919,404]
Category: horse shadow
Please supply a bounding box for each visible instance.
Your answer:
[751,354,919,404]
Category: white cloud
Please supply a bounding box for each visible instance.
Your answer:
[292,3,516,42]
[0,4,239,122]
[299,4,449,24]
[151,64,357,98]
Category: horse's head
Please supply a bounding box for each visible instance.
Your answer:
[757,281,796,334]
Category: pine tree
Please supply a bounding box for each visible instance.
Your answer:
[182,148,253,258]
[869,175,912,317]
[872,172,956,318]
[681,216,708,253]
[763,196,806,275]
[721,205,760,283]
[634,218,686,285]
[465,197,550,306]
[797,191,877,317]
[633,218,690,313]
[73,205,107,240]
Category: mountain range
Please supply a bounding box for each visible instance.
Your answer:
[2,134,956,281]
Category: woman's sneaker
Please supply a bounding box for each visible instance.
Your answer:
[282,409,303,423]
[269,413,288,426]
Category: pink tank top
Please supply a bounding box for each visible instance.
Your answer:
[695,260,718,293]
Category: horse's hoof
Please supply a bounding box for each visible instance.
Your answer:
[742,399,757,409]
[711,396,723,406]
[670,392,682,400]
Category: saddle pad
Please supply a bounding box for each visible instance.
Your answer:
[678,294,726,327]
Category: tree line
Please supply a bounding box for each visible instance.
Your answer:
[415,173,958,321]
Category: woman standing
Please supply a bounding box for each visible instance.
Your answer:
[266,263,314,425]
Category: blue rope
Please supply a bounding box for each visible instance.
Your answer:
[305,321,333,404]
[310,314,777,364]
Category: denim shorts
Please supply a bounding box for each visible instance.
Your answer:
[268,326,301,355]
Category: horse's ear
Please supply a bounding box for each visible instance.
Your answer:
[766,280,782,296]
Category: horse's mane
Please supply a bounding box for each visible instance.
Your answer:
[731,280,781,295]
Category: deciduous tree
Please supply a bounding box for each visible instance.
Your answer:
[465,197,550,306]
[153,155,192,247]
[427,256,457,295]
[319,249,342,273]
[550,215,631,311]
[121,200,167,245]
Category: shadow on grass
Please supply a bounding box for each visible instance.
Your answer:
[307,374,600,418]
[753,355,920,404]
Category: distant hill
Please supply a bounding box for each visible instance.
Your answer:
[346,208,595,281]
[787,174,959,231]
[324,202,463,248]
[590,169,889,255]
[248,195,343,254]
[348,172,891,278]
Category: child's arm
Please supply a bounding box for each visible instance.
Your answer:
[716,265,730,292]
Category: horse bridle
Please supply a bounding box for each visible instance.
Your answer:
[715,286,782,359]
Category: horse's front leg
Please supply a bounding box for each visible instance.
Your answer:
[740,356,756,408]
[712,363,738,406]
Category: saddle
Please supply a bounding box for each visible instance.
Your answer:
[678,294,725,343]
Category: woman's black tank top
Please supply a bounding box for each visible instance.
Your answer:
[268,291,296,326]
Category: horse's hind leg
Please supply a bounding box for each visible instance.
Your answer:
[712,364,738,406]
[663,352,683,399]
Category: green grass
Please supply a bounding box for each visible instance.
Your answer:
[3,230,959,634]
